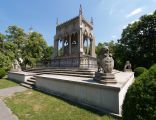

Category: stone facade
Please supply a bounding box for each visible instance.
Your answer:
[52,5,96,69]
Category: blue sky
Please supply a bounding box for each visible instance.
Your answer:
[0,0,156,46]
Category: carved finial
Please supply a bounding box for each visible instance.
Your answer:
[56,18,59,26]
[79,4,83,15]
[91,17,93,25]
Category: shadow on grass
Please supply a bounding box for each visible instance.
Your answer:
[33,88,121,120]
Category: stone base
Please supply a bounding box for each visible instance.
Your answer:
[94,72,117,84]
[124,69,132,72]
[35,71,134,116]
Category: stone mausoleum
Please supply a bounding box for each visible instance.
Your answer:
[51,5,96,69]
[8,5,135,117]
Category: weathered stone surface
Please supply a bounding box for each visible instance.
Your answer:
[95,46,116,83]
[94,72,116,83]
[124,61,132,72]
[35,71,134,116]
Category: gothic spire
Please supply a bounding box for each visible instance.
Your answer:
[79,4,83,15]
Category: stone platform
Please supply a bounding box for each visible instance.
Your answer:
[35,70,134,116]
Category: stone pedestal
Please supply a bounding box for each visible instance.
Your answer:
[94,72,116,84]
[124,69,132,72]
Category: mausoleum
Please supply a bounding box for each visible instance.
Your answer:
[51,5,96,69]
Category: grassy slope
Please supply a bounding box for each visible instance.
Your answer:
[0,79,18,89]
[5,90,119,120]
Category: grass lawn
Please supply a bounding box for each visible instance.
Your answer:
[0,79,18,89]
[4,90,120,120]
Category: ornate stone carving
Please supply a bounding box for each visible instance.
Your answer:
[11,59,22,72]
[124,61,132,72]
[94,46,116,84]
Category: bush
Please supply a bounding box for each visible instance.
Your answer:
[134,67,147,77]
[0,68,6,79]
[122,64,156,120]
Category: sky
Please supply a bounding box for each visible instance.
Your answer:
[0,0,156,46]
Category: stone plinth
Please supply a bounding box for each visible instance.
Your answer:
[8,71,36,83]
[94,72,116,83]
[35,71,134,116]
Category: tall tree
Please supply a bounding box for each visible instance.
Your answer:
[0,33,5,50]
[22,32,48,68]
[5,25,27,61]
[119,11,156,68]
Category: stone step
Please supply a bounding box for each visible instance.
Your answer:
[20,83,33,89]
[27,79,36,83]
[30,77,36,80]
[24,81,35,85]
[26,68,96,73]
[50,72,94,78]
[38,71,95,75]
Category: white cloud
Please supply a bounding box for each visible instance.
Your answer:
[126,8,143,18]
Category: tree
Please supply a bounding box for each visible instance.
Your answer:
[0,52,12,71]
[96,43,104,57]
[42,46,54,61]
[5,25,27,62]
[0,33,5,51]
[119,11,156,68]
[22,32,48,68]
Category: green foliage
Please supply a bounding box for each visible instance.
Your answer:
[96,43,104,57]
[22,32,48,68]
[0,52,12,71]
[0,68,6,79]
[119,11,156,68]
[134,67,148,77]
[5,25,27,59]
[0,33,5,50]
[122,64,156,120]
[42,46,54,61]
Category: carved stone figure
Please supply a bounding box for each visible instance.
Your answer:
[124,61,132,72]
[11,59,22,72]
[97,46,114,73]
[94,46,116,84]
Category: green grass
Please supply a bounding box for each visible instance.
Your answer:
[0,79,18,89]
[5,90,120,120]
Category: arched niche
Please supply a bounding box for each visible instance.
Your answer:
[71,32,78,55]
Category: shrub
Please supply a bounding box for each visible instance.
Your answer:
[0,68,6,79]
[122,64,156,120]
[134,67,147,77]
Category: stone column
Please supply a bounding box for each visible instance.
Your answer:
[91,37,96,57]
[55,39,58,57]
[69,35,71,55]
[62,39,65,56]
[87,38,89,54]
[52,38,58,58]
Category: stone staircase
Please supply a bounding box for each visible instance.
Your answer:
[25,68,96,78]
[21,68,97,88]
[20,76,36,89]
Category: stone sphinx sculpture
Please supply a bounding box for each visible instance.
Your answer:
[11,59,22,72]
[94,46,116,83]
[124,61,132,72]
